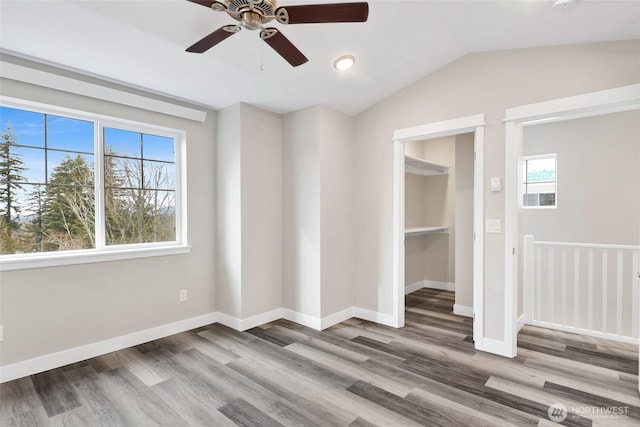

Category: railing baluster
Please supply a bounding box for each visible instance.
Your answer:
[536,246,542,322]
[523,235,534,324]
[561,248,567,326]
[633,250,639,340]
[548,248,554,323]
[616,249,623,335]
[588,248,594,331]
[574,249,579,328]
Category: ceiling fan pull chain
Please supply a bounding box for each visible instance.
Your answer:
[260,38,265,71]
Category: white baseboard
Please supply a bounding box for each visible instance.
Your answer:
[453,304,473,318]
[476,337,516,358]
[217,308,284,332]
[516,313,526,332]
[353,307,398,327]
[0,312,219,384]
[405,280,455,295]
[321,307,356,330]
[281,309,322,330]
[529,320,639,345]
[404,281,425,295]
[424,280,455,291]
[0,305,403,383]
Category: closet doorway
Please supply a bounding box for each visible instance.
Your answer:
[392,114,486,350]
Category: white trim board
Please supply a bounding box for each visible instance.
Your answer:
[528,320,639,346]
[0,305,398,383]
[392,113,486,353]
[405,280,455,294]
[503,84,640,362]
[476,337,515,358]
[217,308,284,332]
[453,304,473,318]
[505,84,640,124]
[0,60,207,122]
[0,312,219,384]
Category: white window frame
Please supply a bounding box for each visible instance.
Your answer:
[0,96,189,271]
[522,153,557,210]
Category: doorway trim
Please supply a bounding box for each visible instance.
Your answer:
[504,83,640,358]
[392,114,486,349]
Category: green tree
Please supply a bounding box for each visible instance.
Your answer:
[0,124,27,254]
[23,185,47,253]
[103,148,174,245]
[41,155,95,250]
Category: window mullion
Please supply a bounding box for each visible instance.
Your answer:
[94,122,106,249]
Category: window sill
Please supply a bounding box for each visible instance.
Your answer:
[0,245,191,272]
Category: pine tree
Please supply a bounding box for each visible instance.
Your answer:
[0,125,27,227]
[0,125,27,254]
[41,154,95,250]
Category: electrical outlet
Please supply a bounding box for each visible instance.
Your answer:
[179,289,187,302]
[0,325,4,342]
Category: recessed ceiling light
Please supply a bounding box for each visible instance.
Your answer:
[334,55,355,71]
[552,0,577,11]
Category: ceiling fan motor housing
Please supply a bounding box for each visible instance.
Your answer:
[225,0,277,28]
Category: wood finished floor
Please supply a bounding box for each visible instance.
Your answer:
[2,288,639,426]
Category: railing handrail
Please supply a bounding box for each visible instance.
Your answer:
[531,239,640,251]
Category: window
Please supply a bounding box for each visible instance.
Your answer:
[523,154,556,208]
[0,99,186,266]
[103,128,176,245]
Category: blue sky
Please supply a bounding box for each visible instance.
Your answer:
[1,106,176,214]
[1,107,175,162]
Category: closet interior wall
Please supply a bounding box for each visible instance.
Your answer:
[404,134,475,313]
[404,137,456,291]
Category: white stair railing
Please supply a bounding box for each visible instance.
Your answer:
[523,235,640,344]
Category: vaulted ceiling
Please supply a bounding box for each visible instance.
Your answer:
[1,0,639,115]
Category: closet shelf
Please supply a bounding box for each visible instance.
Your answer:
[405,155,449,176]
[405,226,449,236]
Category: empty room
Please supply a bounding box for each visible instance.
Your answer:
[1,0,639,425]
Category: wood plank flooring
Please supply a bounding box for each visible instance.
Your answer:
[1,288,638,426]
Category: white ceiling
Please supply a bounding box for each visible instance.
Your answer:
[1,0,639,115]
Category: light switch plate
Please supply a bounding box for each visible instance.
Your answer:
[490,177,501,192]
[486,219,501,233]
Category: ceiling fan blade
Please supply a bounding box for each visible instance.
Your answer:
[186,26,240,53]
[275,2,368,25]
[260,28,308,67]
[185,0,216,8]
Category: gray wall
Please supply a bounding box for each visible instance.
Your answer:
[404,137,456,286]
[282,105,356,318]
[216,103,283,319]
[455,133,475,310]
[354,40,640,341]
[0,78,217,365]
[404,133,475,312]
[319,107,356,317]
[282,107,322,318]
[522,110,640,245]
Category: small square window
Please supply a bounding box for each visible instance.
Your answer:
[523,155,556,208]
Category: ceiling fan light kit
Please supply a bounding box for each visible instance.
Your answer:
[186,0,369,66]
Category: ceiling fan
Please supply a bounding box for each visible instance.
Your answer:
[185,0,369,67]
